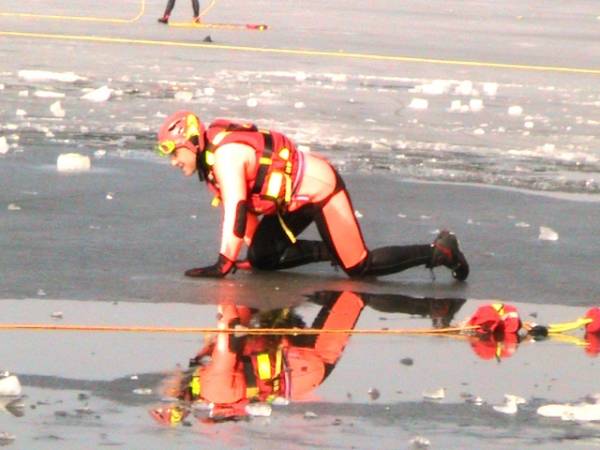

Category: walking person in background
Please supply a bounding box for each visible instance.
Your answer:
[158,0,201,24]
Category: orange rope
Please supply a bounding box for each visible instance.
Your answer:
[0,323,480,335]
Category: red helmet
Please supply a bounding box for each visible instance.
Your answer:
[156,110,205,156]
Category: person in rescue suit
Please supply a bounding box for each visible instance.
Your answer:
[150,290,466,423]
[156,111,470,280]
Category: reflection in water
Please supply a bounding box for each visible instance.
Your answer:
[150,290,466,424]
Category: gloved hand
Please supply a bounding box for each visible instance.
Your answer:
[185,254,234,278]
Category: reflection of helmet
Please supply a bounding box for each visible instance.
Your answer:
[149,405,190,426]
[157,110,205,156]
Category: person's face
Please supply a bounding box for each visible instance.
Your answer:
[170,146,197,176]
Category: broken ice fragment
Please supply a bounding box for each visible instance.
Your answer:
[408,98,428,110]
[57,153,91,172]
[50,100,66,118]
[132,388,152,395]
[81,86,112,102]
[0,372,21,397]
[508,105,523,116]
[423,387,445,400]
[538,226,559,241]
[0,137,8,154]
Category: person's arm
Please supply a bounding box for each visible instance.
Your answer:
[184,143,254,278]
[214,143,253,264]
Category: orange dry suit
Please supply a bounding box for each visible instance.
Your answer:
[180,291,366,415]
[198,119,435,277]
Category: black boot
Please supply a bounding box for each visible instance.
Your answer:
[427,230,469,281]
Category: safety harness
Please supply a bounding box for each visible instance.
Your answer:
[199,119,300,242]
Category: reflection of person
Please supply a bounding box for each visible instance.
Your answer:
[156,111,470,280]
[158,0,200,24]
[152,291,366,423]
[150,290,467,423]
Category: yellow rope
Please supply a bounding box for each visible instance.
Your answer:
[0,0,145,24]
[0,323,479,335]
[199,0,218,18]
[547,317,592,334]
[1,31,598,75]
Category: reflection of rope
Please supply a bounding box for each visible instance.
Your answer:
[0,323,479,335]
[0,0,145,24]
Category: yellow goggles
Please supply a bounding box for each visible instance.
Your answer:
[155,140,177,157]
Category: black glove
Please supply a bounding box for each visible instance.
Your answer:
[185,254,234,278]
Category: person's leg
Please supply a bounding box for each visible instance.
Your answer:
[158,0,176,22]
[191,0,200,18]
[312,173,443,278]
[247,206,331,270]
[164,0,176,15]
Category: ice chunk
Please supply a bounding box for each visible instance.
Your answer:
[7,204,21,211]
[132,388,152,395]
[409,436,431,449]
[493,394,525,414]
[18,69,84,83]
[16,109,27,117]
[18,90,29,97]
[539,226,559,241]
[482,82,498,96]
[408,98,428,110]
[423,387,445,400]
[508,105,523,116]
[455,80,474,96]
[50,101,66,118]
[246,98,258,108]
[81,86,112,102]
[449,100,462,112]
[174,91,194,102]
[469,98,484,111]
[0,136,8,154]
[524,121,534,129]
[354,210,363,218]
[0,372,21,397]
[34,90,65,99]
[419,80,448,95]
[56,153,91,172]
[294,101,305,109]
